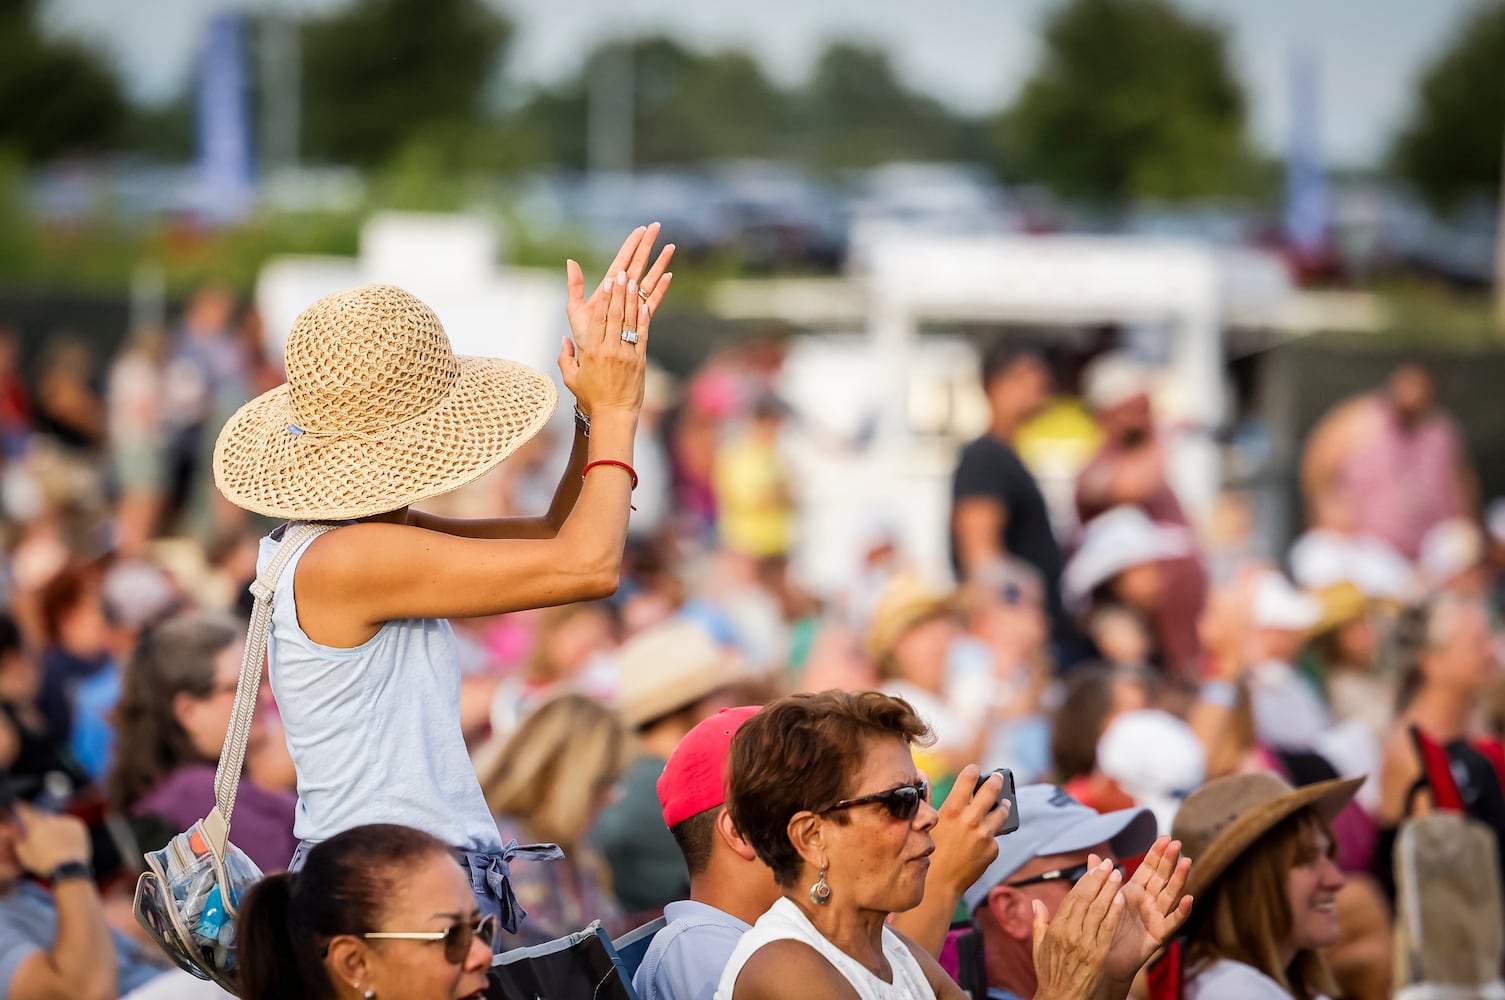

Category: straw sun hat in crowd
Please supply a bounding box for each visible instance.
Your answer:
[213,284,558,520]
[866,575,959,664]
[615,619,747,731]
[1171,771,1363,903]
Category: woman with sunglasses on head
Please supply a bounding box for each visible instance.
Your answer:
[239,823,497,1000]
[208,226,672,933]
[718,690,1191,1000]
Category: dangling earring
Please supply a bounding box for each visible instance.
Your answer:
[810,869,832,905]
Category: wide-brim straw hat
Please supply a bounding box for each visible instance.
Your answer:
[615,618,746,730]
[1171,771,1363,903]
[1307,581,1367,638]
[214,284,557,520]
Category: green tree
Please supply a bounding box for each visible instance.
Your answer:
[0,0,126,162]
[1001,0,1253,206]
[512,36,788,169]
[300,0,511,166]
[793,43,980,168]
[1390,1,1505,212]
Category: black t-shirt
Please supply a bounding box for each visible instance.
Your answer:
[950,433,1067,629]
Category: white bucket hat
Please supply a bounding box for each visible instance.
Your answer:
[1063,506,1190,608]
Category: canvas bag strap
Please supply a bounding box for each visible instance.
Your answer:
[203,522,338,859]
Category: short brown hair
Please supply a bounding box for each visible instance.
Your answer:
[1185,807,1339,1000]
[726,690,934,887]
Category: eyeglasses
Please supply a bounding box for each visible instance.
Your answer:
[819,780,931,821]
[363,914,498,964]
[1007,861,1123,889]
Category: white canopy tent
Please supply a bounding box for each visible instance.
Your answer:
[780,233,1296,592]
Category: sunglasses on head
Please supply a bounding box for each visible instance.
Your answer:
[363,913,498,964]
[1007,861,1124,890]
[819,779,931,821]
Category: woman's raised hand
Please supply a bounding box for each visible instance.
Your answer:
[560,225,674,417]
[564,224,675,360]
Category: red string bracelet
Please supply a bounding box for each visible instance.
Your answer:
[583,459,638,510]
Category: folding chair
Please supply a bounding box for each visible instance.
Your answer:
[490,920,641,1000]
[1393,813,1505,1000]
[612,916,667,983]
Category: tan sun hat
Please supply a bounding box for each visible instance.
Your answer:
[865,575,959,663]
[615,618,746,730]
[1171,771,1363,902]
[213,284,557,520]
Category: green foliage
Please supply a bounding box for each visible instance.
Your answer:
[0,0,127,161]
[1000,0,1254,206]
[792,43,983,168]
[509,36,981,171]
[300,0,512,167]
[1390,1,1505,212]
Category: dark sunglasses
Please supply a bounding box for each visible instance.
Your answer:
[819,779,931,821]
[363,913,498,964]
[1007,861,1123,889]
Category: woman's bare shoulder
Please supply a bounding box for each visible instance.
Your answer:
[734,940,862,1000]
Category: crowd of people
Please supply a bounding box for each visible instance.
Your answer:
[0,221,1499,1000]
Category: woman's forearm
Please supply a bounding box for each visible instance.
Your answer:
[541,421,591,531]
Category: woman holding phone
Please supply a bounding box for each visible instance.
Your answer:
[211,225,673,933]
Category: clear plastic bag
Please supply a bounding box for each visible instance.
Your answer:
[133,820,263,994]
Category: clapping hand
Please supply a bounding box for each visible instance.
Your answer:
[1093,837,1192,987]
[562,224,675,392]
[1031,858,1124,1000]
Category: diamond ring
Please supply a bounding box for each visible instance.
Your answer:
[620,329,640,345]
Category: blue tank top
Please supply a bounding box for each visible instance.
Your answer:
[258,523,502,851]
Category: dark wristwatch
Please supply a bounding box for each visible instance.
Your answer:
[47,860,93,885]
[573,403,591,438]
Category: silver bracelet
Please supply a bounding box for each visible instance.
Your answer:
[573,403,591,437]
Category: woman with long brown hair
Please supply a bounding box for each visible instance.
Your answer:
[108,610,298,873]
[1171,772,1360,999]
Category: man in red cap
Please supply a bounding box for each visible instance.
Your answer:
[635,706,1011,1000]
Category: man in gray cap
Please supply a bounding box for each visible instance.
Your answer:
[963,783,1159,1000]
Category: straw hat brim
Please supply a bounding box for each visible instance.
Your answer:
[213,355,558,520]
[1181,775,1363,902]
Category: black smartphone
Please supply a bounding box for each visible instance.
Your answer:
[975,767,1021,835]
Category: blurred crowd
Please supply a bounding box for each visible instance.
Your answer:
[0,282,1503,999]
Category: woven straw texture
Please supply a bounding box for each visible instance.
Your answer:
[213,284,558,520]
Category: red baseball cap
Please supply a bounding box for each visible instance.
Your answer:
[657,706,761,829]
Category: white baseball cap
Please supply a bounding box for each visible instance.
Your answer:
[1097,710,1206,836]
[1251,568,1322,631]
[962,783,1158,913]
[1418,517,1483,592]
[1082,352,1154,413]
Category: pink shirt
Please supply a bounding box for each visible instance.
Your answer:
[1341,401,1464,559]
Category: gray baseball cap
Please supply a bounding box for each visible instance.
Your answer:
[962,783,1158,913]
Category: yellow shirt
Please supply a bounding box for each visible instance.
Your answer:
[713,434,793,558]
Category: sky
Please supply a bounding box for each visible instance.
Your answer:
[43,0,1482,168]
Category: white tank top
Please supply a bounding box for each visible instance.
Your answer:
[259,523,502,851]
[715,898,934,1000]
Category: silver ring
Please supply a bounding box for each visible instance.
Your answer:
[637,286,651,302]
[620,329,639,345]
